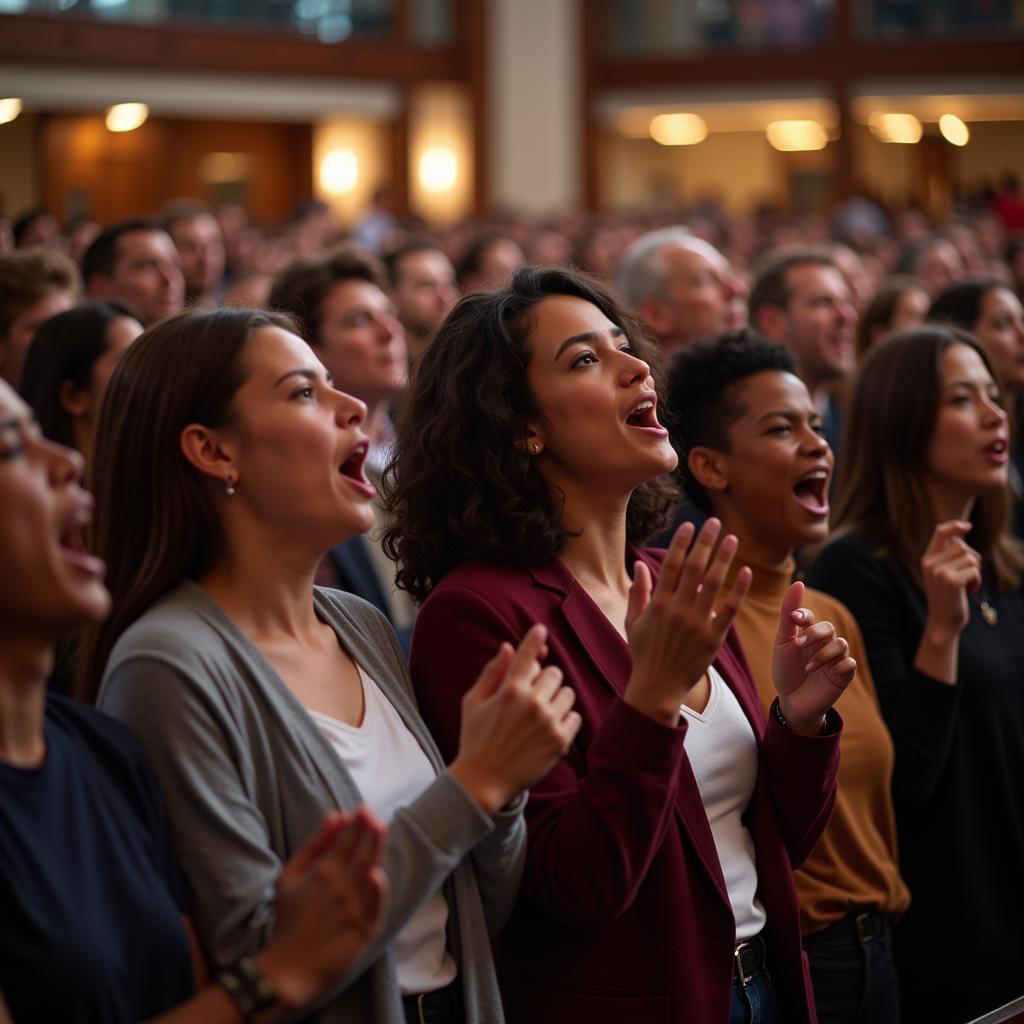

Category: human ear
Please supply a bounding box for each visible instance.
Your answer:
[637,297,672,337]
[180,423,238,490]
[687,446,730,494]
[519,423,546,457]
[59,379,90,420]
[753,304,786,342]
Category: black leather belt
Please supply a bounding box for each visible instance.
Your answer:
[734,934,768,987]
[402,978,463,1024]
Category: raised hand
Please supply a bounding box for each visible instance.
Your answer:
[449,625,581,815]
[772,581,856,735]
[921,520,981,638]
[623,519,752,727]
[258,808,389,1011]
[913,519,982,684]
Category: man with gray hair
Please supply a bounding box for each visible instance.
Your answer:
[617,227,747,354]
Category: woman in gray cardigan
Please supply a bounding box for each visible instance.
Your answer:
[83,309,581,1024]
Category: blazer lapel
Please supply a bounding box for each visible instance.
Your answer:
[537,552,731,906]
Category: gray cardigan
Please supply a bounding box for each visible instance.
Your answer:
[97,581,524,1024]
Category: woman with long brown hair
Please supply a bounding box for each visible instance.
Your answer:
[82,308,580,1024]
[385,266,855,1024]
[809,326,1024,1023]
[0,373,389,1023]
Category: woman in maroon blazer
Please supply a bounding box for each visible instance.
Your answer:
[383,266,853,1024]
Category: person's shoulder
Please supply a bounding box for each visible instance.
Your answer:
[316,585,390,628]
[811,529,887,575]
[417,560,551,631]
[107,581,218,664]
[45,693,151,778]
[425,560,536,604]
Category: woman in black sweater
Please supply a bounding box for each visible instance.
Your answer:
[808,326,1024,1024]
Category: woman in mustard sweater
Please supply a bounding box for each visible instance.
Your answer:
[667,331,909,1024]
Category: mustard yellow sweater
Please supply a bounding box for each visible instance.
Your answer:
[729,556,910,934]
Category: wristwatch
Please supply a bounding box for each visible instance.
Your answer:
[217,955,277,1021]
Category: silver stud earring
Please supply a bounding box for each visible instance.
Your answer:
[225,477,236,497]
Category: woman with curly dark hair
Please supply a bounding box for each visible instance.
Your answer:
[384,266,856,1024]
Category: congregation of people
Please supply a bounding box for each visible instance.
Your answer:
[1,182,1023,1024]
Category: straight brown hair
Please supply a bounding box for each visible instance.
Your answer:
[77,307,296,702]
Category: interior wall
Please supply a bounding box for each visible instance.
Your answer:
[952,121,1024,190]
[597,130,789,213]
[853,120,1024,210]
[489,0,581,216]
[407,82,473,226]
[0,113,39,218]
[312,116,392,225]
[38,114,313,226]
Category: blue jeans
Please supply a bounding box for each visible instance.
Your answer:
[730,967,785,1024]
[803,912,901,1024]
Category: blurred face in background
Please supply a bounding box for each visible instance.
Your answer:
[759,264,856,393]
[0,288,76,389]
[169,213,225,304]
[643,239,747,352]
[888,286,930,336]
[915,240,965,297]
[974,286,1024,395]
[390,248,459,356]
[316,280,407,408]
[93,229,184,326]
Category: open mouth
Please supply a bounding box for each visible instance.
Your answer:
[338,441,376,498]
[625,395,666,433]
[985,438,1009,463]
[792,468,829,517]
[58,502,106,578]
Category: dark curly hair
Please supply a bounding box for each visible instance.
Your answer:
[667,329,797,516]
[382,265,679,603]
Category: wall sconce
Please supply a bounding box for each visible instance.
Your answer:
[419,146,458,193]
[319,148,359,194]
[766,120,828,152]
[0,98,22,126]
[867,112,922,144]
[105,102,149,133]
[649,113,708,146]
[939,114,969,147]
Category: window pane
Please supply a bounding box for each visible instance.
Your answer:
[602,0,835,57]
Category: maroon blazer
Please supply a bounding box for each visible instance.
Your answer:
[410,547,840,1024]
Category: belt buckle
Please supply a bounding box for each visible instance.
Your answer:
[855,912,877,943]
[734,941,753,989]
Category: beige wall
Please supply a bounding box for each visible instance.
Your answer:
[0,113,38,218]
[852,123,919,206]
[313,116,392,226]
[853,119,1024,208]
[952,121,1024,188]
[408,83,473,226]
[598,130,787,213]
[489,0,582,215]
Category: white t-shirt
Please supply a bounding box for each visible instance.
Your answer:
[309,663,458,994]
[679,666,767,942]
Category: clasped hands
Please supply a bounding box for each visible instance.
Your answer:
[624,519,855,733]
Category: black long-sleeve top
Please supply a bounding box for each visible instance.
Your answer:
[809,530,1024,1024]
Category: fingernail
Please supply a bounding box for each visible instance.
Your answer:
[795,635,806,646]
[805,662,816,672]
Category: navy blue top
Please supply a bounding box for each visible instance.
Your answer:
[0,695,194,1022]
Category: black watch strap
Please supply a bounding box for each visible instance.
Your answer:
[217,955,277,1021]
